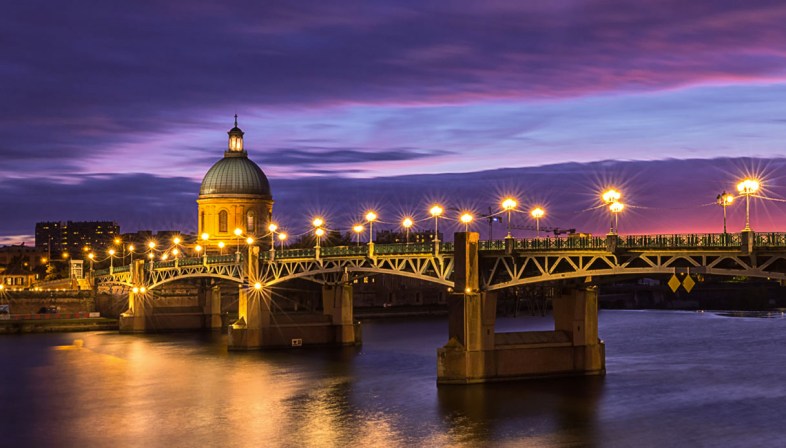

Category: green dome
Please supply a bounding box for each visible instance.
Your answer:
[199,154,271,198]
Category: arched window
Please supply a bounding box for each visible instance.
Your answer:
[200,212,205,233]
[218,210,228,233]
[246,210,255,233]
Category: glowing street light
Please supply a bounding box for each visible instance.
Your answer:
[460,213,473,232]
[737,179,760,231]
[602,189,622,234]
[502,198,517,238]
[254,282,262,290]
[278,232,287,251]
[314,218,325,249]
[87,252,95,272]
[353,224,364,245]
[108,248,115,270]
[716,192,734,234]
[366,211,377,244]
[268,223,278,251]
[402,217,413,244]
[315,227,325,249]
[530,207,545,238]
[430,205,443,243]
[233,228,243,256]
[610,202,624,235]
[218,241,225,255]
[128,244,135,265]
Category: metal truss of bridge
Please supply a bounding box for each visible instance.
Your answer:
[92,231,786,292]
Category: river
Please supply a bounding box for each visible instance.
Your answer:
[1,310,785,447]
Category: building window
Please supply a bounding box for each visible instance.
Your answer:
[200,212,205,233]
[218,210,228,233]
[246,210,255,233]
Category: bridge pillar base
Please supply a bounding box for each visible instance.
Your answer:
[322,284,360,346]
[438,234,605,384]
[119,291,147,333]
[202,285,222,330]
[228,285,265,350]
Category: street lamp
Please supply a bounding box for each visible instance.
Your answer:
[502,198,517,238]
[736,179,760,231]
[402,217,413,244]
[88,253,95,272]
[278,232,287,251]
[128,244,135,265]
[268,223,278,251]
[313,218,325,249]
[716,192,734,234]
[365,211,377,244]
[315,227,325,249]
[114,237,124,265]
[460,213,473,232]
[430,205,443,243]
[353,224,364,245]
[602,189,621,234]
[610,202,624,235]
[233,228,243,256]
[108,249,115,270]
[531,207,545,238]
[218,241,225,255]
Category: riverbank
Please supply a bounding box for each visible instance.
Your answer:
[0,316,118,334]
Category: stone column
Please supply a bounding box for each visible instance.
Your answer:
[322,283,356,345]
[228,284,266,350]
[119,289,147,333]
[552,287,605,374]
[201,284,222,330]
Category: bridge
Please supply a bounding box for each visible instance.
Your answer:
[93,229,786,384]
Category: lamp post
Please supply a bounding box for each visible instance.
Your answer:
[502,198,517,239]
[460,213,473,232]
[315,228,325,250]
[610,202,624,235]
[365,211,377,244]
[402,218,413,244]
[349,224,362,245]
[88,253,95,272]
[737,179,760,231]
[531,207,545,238]
[430,205,443,243]
[278,232,287,252]
[233,228,243,257]
[602,189,621,234]
[108,249,115,271]
[201,233,209,254]
[128,244,135,266]
[218,241,225,255]
[313,218,324,249]
[114,238,124,265]
[268,223,277,251]
[716,192,734,234]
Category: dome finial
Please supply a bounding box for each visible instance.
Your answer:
[234,113,238,128]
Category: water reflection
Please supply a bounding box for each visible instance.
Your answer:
[2,312,786,447]
[437,377,604,446]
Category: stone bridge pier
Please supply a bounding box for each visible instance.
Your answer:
[228,247,360,350]
[437,232,605,384]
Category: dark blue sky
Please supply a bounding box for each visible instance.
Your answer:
[2,1,786,242]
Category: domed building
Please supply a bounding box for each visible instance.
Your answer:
[197,117,273,244]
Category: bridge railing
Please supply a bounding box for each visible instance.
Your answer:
[755,232,786,247]
[619,233,740,248]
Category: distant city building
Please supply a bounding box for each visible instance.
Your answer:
[35,221,120,258]
[197,116,273,248]
[0,244,46,269]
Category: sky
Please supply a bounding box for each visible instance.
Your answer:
[2,0,786,244]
